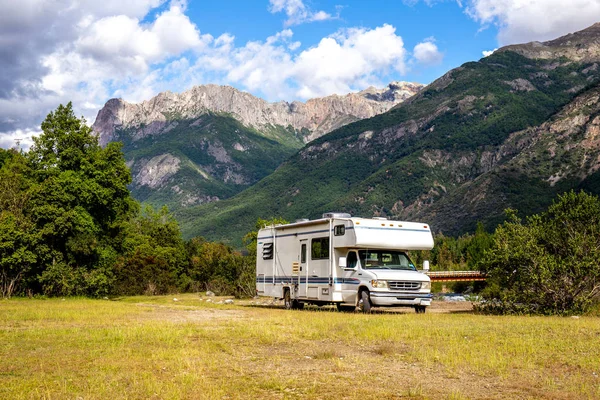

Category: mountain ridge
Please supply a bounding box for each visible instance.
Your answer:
[92,81,423,212]
[93,81,423,146]
[173,23,600,245]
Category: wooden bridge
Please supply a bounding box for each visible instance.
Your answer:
[424,270,486,282]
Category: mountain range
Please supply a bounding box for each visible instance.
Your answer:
[94,23,600,246]
[92,82,423,209]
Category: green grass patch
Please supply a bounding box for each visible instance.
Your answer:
[1,295,599,399]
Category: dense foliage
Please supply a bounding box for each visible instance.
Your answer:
[480,191,600,315]
[0,104,252,298]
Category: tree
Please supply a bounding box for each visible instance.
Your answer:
[480,191,600,315]
[114,205,186,295]
[0,150,38,297]
[26,103,136,296]
[242,217,288,257]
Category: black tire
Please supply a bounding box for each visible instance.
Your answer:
[415,305,426,314]
[336,303,355,312]
[284,289,292,310]
[292,300,304,310]
[358,290,372,314]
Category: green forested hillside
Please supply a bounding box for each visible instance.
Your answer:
[176,27,600,245]
[115,113,304,210]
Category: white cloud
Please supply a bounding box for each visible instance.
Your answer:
[482,48,497,57]
[404,0,600,47]
[0,0,207,139]
[200,24,408,100]
[0,128,39,151]
[268,0,336,26]
[0,1,441,147]
[413,40,444,65]
[466,0,600,45]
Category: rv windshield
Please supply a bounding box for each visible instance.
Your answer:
[358,250,416,271]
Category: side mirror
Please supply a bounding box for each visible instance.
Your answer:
[423,260,430,271]
[339,257,347,268]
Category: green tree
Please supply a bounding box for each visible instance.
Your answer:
[466,222,493,269]
[114,205,186,295]
[481,191,600,315]
[242,217,288,257]
[26,103,136,296]
[0,150,38,297]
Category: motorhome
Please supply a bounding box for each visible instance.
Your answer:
[255,213,434,313]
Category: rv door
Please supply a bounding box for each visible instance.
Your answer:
[300,240,308,297]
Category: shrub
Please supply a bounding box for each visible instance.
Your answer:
[480,191,600,315]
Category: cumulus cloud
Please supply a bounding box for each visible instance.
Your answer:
[0,0,206,137]
[200,24,408,100]
[268,0,337,26]
[482,48,497,57]
[0,1,437,147]
[467,0,600,45]
[404,1,600,47]
[413,39,444,65]
[0,129,39,151]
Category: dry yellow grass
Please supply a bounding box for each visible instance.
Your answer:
[1,295,599,399]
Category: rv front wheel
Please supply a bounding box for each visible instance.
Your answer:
[284,289,292,310]
[415,306,426,314]
[358,290,372,314]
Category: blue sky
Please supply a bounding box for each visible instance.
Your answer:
[1,0,600,148]
[184,0,496,85]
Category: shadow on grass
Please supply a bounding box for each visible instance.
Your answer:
[243,303,474,315]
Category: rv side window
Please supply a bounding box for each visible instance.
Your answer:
[262,243,273,260]
[301,244,306,263]
[311,237,329,260]
[334,225,345,236]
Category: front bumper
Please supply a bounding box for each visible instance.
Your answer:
[369,292,433,307]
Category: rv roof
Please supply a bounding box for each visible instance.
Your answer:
[264,217,430,230]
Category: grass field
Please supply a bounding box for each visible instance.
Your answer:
[1,295,599,399]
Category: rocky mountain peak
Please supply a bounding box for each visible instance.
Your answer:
[92,82,424,146]
[359,81,423,102]
[500,22,600,62]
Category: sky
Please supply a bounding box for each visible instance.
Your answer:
[1,0,600,149]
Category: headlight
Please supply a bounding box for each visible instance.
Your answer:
[421,281,431,290]
[371,280,388,288]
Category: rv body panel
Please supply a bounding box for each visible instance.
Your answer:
[256,217,434,311]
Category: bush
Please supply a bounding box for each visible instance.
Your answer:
[480,191,600,315]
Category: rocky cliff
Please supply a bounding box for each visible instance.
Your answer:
[91,81,422,212]
[93,82,423,146]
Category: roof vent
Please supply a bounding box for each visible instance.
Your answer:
[295,218,310,223]
[322,212,352,219]
[372,217,388,220]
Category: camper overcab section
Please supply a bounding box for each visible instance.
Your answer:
[256,213,434,313]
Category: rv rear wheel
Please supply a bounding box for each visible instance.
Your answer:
[284,289,292,310]
[292,300,304,310]
[358,290,372,314]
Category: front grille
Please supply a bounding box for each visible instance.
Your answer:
[388,281,421,290]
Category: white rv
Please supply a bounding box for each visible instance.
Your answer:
[256,213,434,313]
